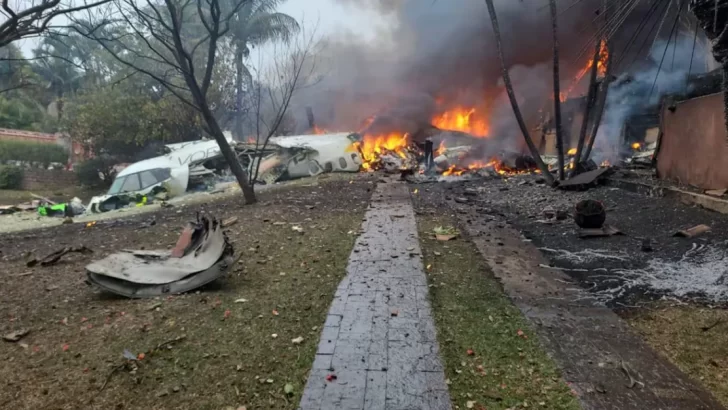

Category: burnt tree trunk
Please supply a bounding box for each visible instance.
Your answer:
[691,0,728,131]
[572,40,601,176]
[484,0,555,184]
[185,63,257,204]
[583,52,613,162]
[550,0,566,181]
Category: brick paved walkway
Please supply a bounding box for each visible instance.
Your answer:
[299,181,451,410]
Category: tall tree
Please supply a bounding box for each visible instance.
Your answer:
[549,0,565,181]
[0,0,112,48]
[225,0,299,139]
[484,0,554,184]
[32,34,85,119]
[77,0,259,204]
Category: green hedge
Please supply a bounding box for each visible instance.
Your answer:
[0,140,69,166]
[0,165,23,189]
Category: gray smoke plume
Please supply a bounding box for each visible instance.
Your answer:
[288,0,604,142]
[288,0,710,161]
[593,34,710,160]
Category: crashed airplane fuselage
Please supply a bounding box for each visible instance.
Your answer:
[86,138,232,213]
[87,132,365,213]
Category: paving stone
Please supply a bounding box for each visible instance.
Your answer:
[300,182,451,410]
[364,371,387,410]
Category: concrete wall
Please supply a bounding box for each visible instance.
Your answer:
[20,168,78,191]
[656,92,728,190]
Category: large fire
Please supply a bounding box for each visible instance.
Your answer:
[355,132,410,171]
[561,40,609,102]
[356,104,490,171]
[431,106,489,137]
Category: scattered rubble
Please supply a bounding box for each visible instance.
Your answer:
[574,199,606,229]
[2,329,30,342]
[433,226,459,241]
[26,246,93,267]
[675,224,711,238]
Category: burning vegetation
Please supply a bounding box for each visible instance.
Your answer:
[560,40,609,102]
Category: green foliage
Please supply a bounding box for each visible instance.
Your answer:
[74,156,116,188]
[0,140,68,166]
[0,95,45,130]
[0,165,23,189]
[63,87,203,160]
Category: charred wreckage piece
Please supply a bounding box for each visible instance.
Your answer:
[86,215,235,298]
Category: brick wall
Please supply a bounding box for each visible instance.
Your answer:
[20,168,78,191]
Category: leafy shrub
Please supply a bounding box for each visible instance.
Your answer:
[0,165,23,189]
[0,140,68,166]
[75,157,117,188]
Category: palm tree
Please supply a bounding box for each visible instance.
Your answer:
[225,0,299,139]
[32,35,84,120]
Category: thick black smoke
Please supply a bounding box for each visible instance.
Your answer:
[289,0,708,156]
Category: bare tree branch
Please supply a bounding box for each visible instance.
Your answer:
[0,0,113,48]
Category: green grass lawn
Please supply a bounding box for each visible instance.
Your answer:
[417,215,581,410]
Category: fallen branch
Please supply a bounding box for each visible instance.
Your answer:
[155,335,187,351]
[99,335,188,392]
[620,360,644,389]
[701,319,723,332]
[99,363,126,392]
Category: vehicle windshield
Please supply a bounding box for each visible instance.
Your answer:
[107,168,172,195]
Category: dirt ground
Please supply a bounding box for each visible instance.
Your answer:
[0,187,100,206]
[0,177,373,410]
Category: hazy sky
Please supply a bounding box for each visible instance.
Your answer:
[14,0,387,56]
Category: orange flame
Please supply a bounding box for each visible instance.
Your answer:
[567,148,577,156]
[431,106,489,137]
[561,40,609,101]
[440,157,539,177]
[355,132,410,171]
[631,142,642,150]
[436,140,446,156]
[312,126,328,135]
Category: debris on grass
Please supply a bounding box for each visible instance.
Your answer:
[222,217,239,228]
[292,226,304,234]
[2,329,30,342]
[234,298,249,303]
[291,336,304,345]
[86,215,234,298]
[434,226,459,241]
[122,349,137,361]
[284,383,294,395]
[26,246,93,267]
[701,319,723,332]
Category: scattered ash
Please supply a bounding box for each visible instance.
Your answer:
[418,174,728,307]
